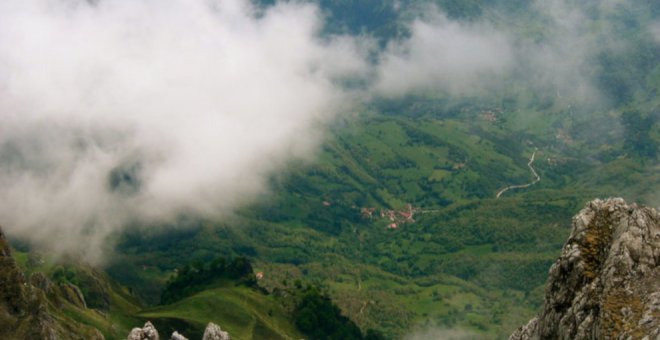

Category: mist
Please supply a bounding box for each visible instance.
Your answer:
[0,0,656,261]
[652,21,660,43]
[374,9,513,97]
[373,0,643,107]
[0,0,369,261]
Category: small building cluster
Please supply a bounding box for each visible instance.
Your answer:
[361,204,417,230]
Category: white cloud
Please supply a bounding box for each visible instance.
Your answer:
[651,21,660,43]
[0,0,651,261]
[0,0,368,261]
[375,10,513,97]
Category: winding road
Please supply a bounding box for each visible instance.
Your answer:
[496,149,540,198]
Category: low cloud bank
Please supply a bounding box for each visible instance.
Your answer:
[0,0,655,260]
[0,0,367,261]
[374,10,513,97]
[652,22,660,43]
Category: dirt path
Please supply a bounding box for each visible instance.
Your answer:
[496,149,540,198]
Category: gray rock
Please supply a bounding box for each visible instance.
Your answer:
[128,321,160,340]
[510,198,660,340]
[30,272,53,293]
[0,226,105,340]
[0,228,28,315]
[59,282,87,309]
[202,322,231,340]
[170,331,189,340]
[0,228,11,257]
[125,322,232,340]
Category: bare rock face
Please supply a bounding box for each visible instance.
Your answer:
[0,228,12,256]
[59,283,88,309]
[0,227,28,315]
[202,322,231,340]
[510,198,660,340]
[170,331,189,340]
[126,321,230,340]
[0,226,104,340]
[128,321,160,340]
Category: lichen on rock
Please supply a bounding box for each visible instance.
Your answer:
[202,322,231,340]
[170,331,189,340]
[126,321,230,340]
[127,321,160,340]
[510,198,660,340]
[0,226,105,340]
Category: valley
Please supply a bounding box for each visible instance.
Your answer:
[0,0,658,339]
[105,99,658,338]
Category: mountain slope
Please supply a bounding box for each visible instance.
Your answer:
[139,285,304,340]
[0,227,106,339]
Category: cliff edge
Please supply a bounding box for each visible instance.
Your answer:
[510,198,659,340]
[0,227,105,340]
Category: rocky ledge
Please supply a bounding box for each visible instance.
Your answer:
[0,227,105,340]
[510,198,659,340]
[127,321,231,340]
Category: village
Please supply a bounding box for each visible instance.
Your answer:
[360,204,417,230]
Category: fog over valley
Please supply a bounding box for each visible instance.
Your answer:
[0,1,658,339]
[0,0,658,275]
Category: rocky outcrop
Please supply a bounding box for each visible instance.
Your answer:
[74,268,111,310]
[0,228,11,256]
[510,198,660,340]
[126,322,230,340]
[170,331,189,340]
[202,322,231,340]
[59,283,88,309]
[0,228,29,315]
[0,226,105,340]
[128,321,160,340]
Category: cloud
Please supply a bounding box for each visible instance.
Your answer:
[0,0,368,262]
[0,0,655,261]
[374,10,513,97]
[518,0,605,104]
[370,1,603,106]
[652,21,660,43]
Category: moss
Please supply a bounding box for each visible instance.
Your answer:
[601,290,644,338]
[579,210,615,280]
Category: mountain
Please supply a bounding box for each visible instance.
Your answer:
[0,227,106,339]
[109,97,658,337]
[1,0,659,339]
[510,198,659,339]
[1,227,307,340]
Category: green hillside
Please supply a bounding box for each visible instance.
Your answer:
[108,95,658,338]
[8,250,307,340]
[10,250,143,339]
[4,0,658,339]
[139,286,304,340]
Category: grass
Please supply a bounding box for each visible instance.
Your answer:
[139,286,304,340]
[109,99,658,339]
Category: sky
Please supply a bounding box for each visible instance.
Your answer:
[0,0,656,261]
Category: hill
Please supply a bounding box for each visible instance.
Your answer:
[108,97,659,338]
[1,226,140,339]
[139,286,303,340]
[2,0,658,339]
